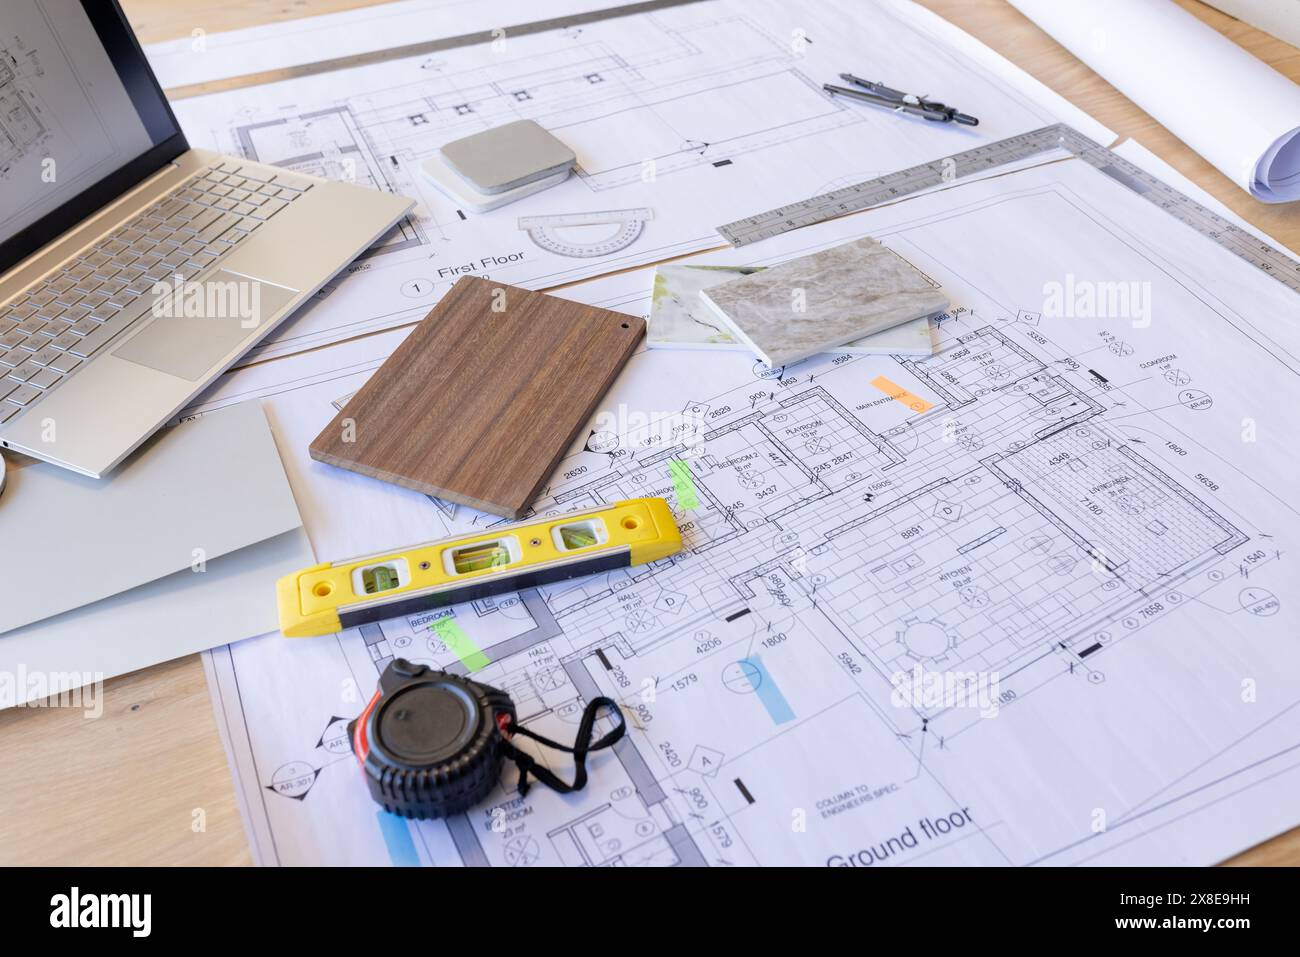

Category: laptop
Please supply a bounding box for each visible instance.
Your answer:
[0,0,414,477]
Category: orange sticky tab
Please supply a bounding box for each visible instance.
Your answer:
[870,375,934,413]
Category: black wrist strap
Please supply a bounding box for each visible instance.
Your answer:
[502,696,625,797]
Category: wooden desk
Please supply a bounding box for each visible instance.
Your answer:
[1,0,1295,866]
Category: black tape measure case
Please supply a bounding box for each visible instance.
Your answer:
[349,660,516,818]
[348,658,627,820]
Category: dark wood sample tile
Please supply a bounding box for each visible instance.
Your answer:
[309,275,644,518]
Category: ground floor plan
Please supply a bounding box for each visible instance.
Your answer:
[198,157,1300,866]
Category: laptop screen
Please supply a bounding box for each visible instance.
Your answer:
[0,0,185,275]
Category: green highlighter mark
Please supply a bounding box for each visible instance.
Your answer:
[431,616,491,672]
[669,459,699,510]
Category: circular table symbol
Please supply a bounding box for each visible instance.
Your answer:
[901,620,955,659]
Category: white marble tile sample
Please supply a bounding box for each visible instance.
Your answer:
[649,263,938,356]
[698,237,949,367]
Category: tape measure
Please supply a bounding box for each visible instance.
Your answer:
[277,497,682,637]
[350,658,625,819]
[349,660,516,818]
[717,123,1300,295]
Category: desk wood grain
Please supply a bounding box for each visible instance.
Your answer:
[0,0,1293,867]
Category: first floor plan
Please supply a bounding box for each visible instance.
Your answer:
[165,0,1110,361]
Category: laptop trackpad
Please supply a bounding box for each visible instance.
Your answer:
[113,271,298,381]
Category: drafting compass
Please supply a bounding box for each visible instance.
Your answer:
[823,73,980,125]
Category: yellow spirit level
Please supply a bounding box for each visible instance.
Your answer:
[276,497,682,637]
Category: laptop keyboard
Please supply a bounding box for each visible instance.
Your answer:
[0,160,312,424]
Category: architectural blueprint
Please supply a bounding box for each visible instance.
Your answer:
[3,2,165,240]
[0,40,48,178]
[2,0,158,231]
[196,155,1300,866]
[160,0,1112,361]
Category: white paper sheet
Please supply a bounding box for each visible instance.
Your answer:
[160,0,1112,362]
[1010,0,1300,202]
[201,155,1300,866]
[0,402,302,633]
[0,404,315,709]
[2,529,311,710]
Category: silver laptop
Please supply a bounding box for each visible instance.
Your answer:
[0,0,413,477]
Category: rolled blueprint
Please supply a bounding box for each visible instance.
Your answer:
[1009,0,1300,203]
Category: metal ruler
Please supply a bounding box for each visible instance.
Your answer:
[167,0,706,100]
[717,123,1300,295]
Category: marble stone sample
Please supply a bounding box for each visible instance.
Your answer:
[649,263,938,356]
[698,237,949,368]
